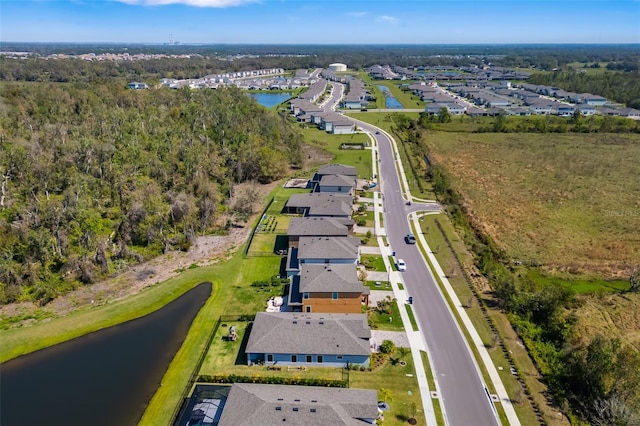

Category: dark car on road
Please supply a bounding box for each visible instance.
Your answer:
[405,233,416,244]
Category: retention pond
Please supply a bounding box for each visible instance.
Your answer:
[0,282,211,426]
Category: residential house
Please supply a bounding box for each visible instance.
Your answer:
[577,105,596,116]
[314,164,358,183]
[245,312,372,368]
[556,104,576,117]
[128,81,148,90]
[318,174,357,195]
[331,120,357,135]
[297,236,360,266]
[284,193,353,217]
[286,235,360,277]
[218,383,378,425]
[287,217,350,247]
[289,264,369,313]
[619,107,640,119]
[580,93,607,106]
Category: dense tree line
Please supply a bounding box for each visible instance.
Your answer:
[0,82,302,304]
[528,71,640,109]
[389,114,640,425]
[3,44,639,84]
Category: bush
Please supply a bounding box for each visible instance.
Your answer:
[379,339,396,355]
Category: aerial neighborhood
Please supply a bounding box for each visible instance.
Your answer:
[190,161,384,424]
[3,29,639,426]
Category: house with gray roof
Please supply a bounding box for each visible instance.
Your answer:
[218,383,378,425]
[245,312,371,368]
[288,217,350,246]
[318,174,357,195]
[286,235,360,277]
[330,120,357,135]
[284,193,353,217]
[315,164,357,182]
[298,236,360,265]
[288,264,369,314]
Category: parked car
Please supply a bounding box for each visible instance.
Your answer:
[396,259,407,271]
[405,233,416,244]
[375,130,380,134]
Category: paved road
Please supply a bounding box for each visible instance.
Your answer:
[319,92,499,424]
[371,127,499,426]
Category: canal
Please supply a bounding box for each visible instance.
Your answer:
[0,282,212,426]
[377,85,403,109]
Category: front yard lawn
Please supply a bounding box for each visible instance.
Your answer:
[368,298,404,331]
[360,254,386,272]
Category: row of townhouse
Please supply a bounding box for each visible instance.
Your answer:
[369,64,530,82]
[191,164,379,425]
[518,84,607,105]
[438,81,640,118]
[244,164,375,370]
[406,82,468,115]
[289,93,356,134]
[342,78,368,110]
[320,68,348,84]
[367,64,399,80]
[298,78,328,102]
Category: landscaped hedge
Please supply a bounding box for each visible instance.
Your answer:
[197,374,347,388]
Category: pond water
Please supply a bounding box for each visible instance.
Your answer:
[376,85,403,109]
[0,282,211,426]
[247,92,292,108]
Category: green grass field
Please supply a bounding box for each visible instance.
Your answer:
[361,254,387,272]
[298,126,373,179]
[369,299,405,331]
[425,132,640,275]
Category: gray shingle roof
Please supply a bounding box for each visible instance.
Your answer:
[288,217,349,238]
[299,264,364,293]
[319,174,356,188]
[218,383,378,426]
[245,312,371,356]
[298,236,360,260]
[317,164,357,178]
[286,193,352,209]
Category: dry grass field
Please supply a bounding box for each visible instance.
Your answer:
[574,292,640,350]
[424,132,640,277]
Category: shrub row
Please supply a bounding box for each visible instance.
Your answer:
[197,374,347,388]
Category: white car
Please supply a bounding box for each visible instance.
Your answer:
[396,259,407,271]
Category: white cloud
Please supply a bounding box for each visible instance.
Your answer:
[114,0,257,7]
[378,15,399,24]
[347,11,368,18]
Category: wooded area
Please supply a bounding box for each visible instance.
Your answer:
[0,82,302,304]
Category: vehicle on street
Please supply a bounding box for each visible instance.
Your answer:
[405,233,416,244]
[396,258,407,271]
[375,130,380,134]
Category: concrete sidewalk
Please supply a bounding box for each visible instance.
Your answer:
[368,132,440,426]
[364,116,520,425]
[411,213,521,426]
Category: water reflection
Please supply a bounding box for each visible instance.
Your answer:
[377,85,403,109]
[0,282,211,426]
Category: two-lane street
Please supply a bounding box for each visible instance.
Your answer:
[366,125,499,426]
[321,86,499,425]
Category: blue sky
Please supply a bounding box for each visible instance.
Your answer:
[1,0,639,44]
